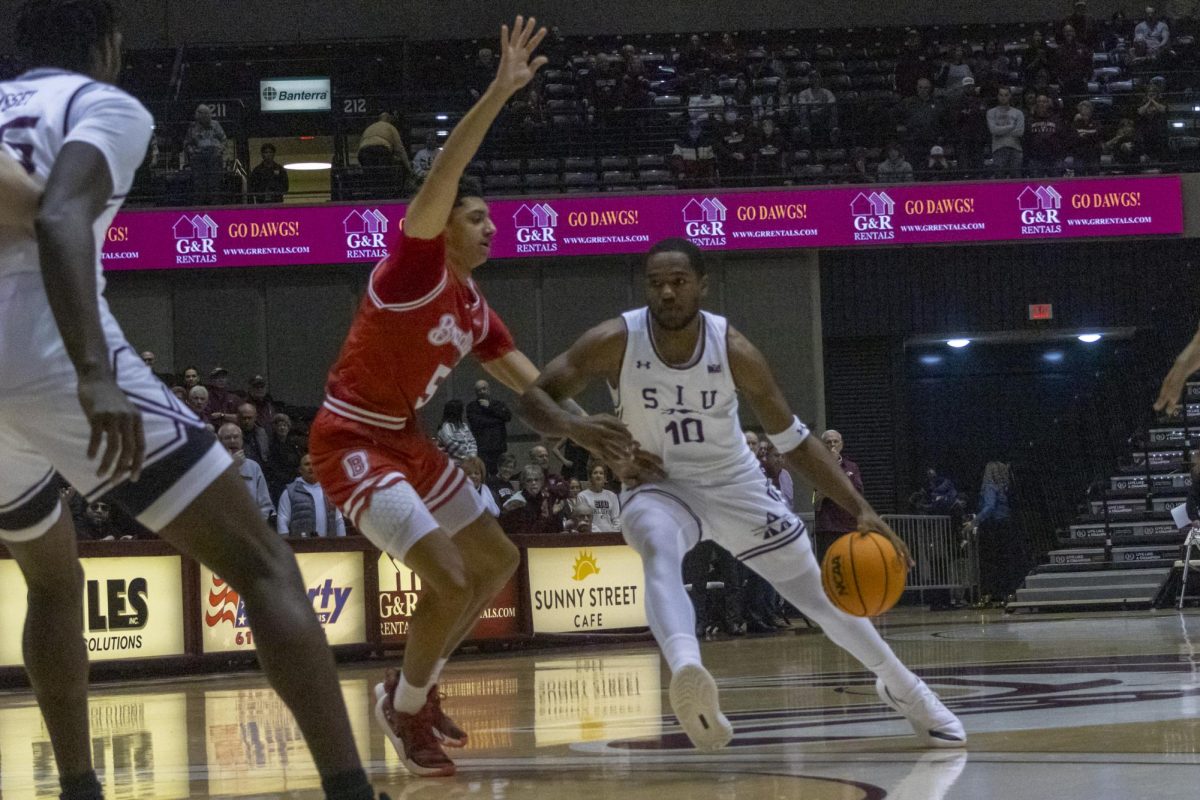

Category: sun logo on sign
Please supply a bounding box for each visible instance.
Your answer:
[572,550,600,582]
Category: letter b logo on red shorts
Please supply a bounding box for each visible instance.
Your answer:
[342,450,369,481]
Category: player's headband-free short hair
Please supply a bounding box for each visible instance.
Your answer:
[454,175,486,207]
[16,0,120,73]
[646,237,707,277]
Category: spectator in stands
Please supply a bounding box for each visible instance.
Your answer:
[218,423,275,522]
[813,429,864,563]
[204,366,241,427]
[1105,117,1144,168]
[937,45,974,97]
[896,78,944,162]
[1022,30,1052,87]
[72,499,130,541]
[688,77,725,124]
[184,103,226,205]
[528,443,567,495]
[140,350,173,385]
[466,379,511,476]
[489,452,520,507]
[1026,94,1066,177]
[976,40,1010,97]
[895,29,936,97]
[717,102,753,181]
[411,132,439,183]
[245,374,278,429]
[1134,7,1170,56]
[264,412,303,503]
[1022,88,1040,120]
[848,147,873,183]
[500,465,567,534]
[557,439,591,482]
[614,74,652,117]
[1065,0,1095,46]
[563,496,594,533]
[621,44,646,79]
[578,464,622,532]
[248,143,289,204]
[1071,100,1103,174]
[876,143,914,183]
[751,117,787,181]
[794,71,839,147]
[1136,80,1170,163]
[1054,24,1093,97]
[460,456,501,517]
[725,76,754,110]
[357,111,412,193]
[950,78,990,176]
[186,385,209,418]
[923,145,952,179]
[181,366,201,391]
[467,47,496,99]
[670,118,719,188]
[171,385,187,402]
[678,34,711,74]
[967,461,1016,601]
[989,86,1026,177]
[744,429,760,452]
[436,398,477,460]
[277,454,345,538]
[236,402,270,467]
[910,467,960,515]
[760,441,794,508]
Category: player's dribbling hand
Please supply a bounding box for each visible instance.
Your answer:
[567,413,635,464]
[492,16,549,98]
[611,445,667,488]
[857,512,914,571]
[77,374,145,482]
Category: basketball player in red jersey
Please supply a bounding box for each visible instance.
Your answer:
[309,16,587,777]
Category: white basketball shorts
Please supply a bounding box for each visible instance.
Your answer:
[0,274,230,541]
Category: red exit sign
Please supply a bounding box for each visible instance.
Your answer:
[1029,304,1054,321]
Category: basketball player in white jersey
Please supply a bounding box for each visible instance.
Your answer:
[518,238,965,751]
[1,4,381,799]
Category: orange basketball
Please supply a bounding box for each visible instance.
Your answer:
[821,531,907,617]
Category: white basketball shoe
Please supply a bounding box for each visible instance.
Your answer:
[876,677,967,748]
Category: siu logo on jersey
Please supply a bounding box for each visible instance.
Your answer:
[1018,185,1063,234]
[344,209,390,259]
[172,214,218,264]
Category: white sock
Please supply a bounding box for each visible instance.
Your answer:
[623,503,703,674]
[429,657,449,687]
[393,673,430,715]
[662,633,703,674]
[772,564,921,697]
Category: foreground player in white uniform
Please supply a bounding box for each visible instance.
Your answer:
[1,3,381,799]
[518,238,965,751]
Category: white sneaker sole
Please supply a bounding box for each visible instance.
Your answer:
[875,678,967,749]
[373,682,456,777]
[669,664,734,751]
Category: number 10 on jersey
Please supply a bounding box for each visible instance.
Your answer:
[666,418,705,445]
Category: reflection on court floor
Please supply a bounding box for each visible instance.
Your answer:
[0,610,1197,798]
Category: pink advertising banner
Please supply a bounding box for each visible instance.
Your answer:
[100,175,1183,272]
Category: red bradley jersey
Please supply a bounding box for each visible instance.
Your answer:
[322,232,515,432]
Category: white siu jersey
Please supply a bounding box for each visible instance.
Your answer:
[613,308,762,484]
[0,69,153,287]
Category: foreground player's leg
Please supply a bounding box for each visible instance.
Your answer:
[763,554,966,748]
[5,503,102,800]
[420,514,520,747]
[156,467,376,800]
[623,500,732,751]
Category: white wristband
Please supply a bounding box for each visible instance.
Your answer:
[767,416,811,454]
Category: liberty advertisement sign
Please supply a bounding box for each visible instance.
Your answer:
[100,176,1182,272]
[377,553,519,643]
[201,552,365,653]
[0,557,185,666]
[526,546,648,633]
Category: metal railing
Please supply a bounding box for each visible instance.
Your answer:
[799,512,979,603]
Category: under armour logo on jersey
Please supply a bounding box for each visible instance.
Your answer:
[636,360,651,369]
[427,313,473,357]
[707,364,723,374]
[342,450,370,481]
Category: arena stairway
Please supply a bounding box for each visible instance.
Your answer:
[1006,384,1200,613]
